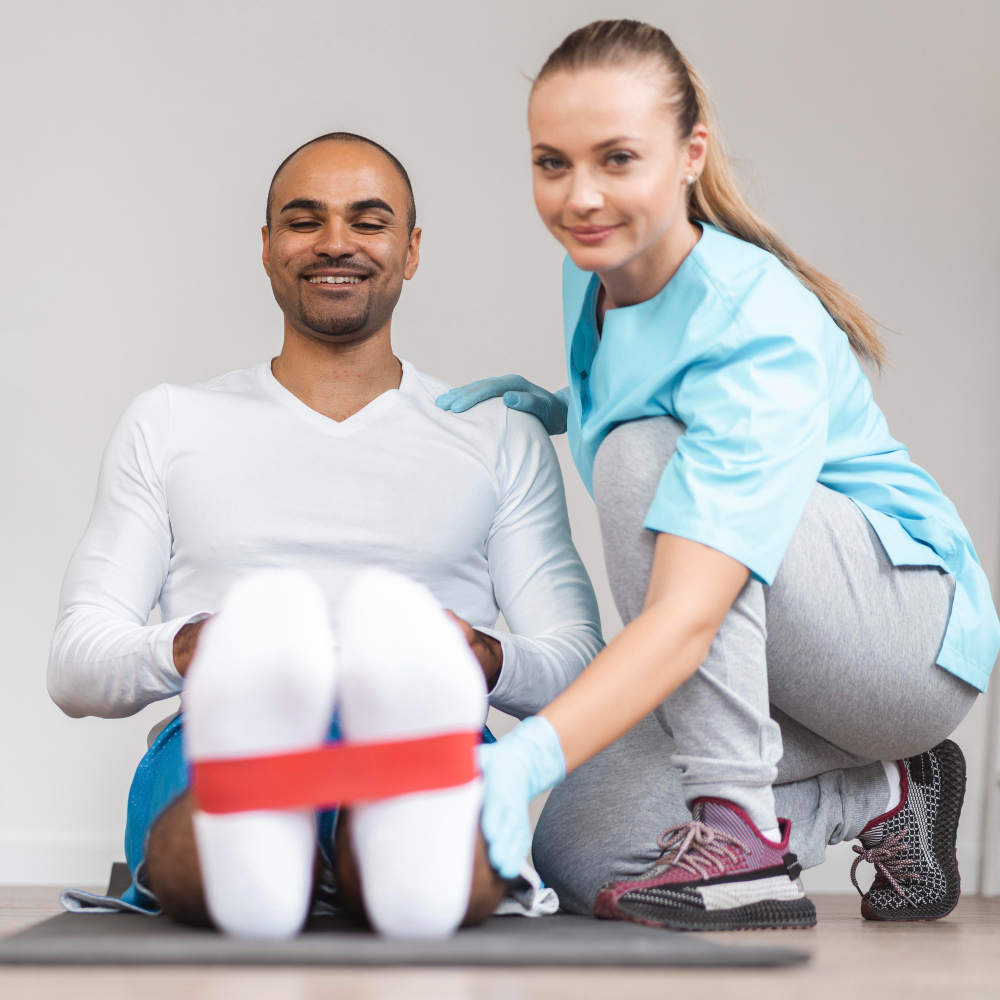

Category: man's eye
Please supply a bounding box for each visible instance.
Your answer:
[289,220,321,230]
[354,222,386,232]
[534,155,567,171]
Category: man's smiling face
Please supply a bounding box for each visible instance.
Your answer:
[262,140,420,344]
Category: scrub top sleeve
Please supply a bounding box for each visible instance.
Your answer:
[644,332,829,585]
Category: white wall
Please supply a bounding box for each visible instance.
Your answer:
[1,0,997,890]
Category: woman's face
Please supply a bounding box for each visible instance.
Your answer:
[528,64,705,277]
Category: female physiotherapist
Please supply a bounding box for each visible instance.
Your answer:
[438,20,999,931]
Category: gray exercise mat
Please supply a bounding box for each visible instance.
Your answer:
[0,910,808,967]
[0,864,807,967]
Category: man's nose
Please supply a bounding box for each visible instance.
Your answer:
[565,168,605,217]
[311,219,360,259]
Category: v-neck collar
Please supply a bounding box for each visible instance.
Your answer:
[257,358,413,436]
[586,223,711,334]
[571,225,714,374]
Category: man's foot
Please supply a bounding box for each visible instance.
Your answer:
[852,740,966,922]
[184,570,337,938]
[593,798,816,931]
[337,569,487,939]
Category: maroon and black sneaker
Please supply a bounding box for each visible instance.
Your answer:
[593,798,816,931]
[852,739,966,922]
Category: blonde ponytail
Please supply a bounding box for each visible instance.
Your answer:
[536,20,887,368]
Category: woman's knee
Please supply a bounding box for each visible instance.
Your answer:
[532,719,686,914]
[532,730,659,913]
[593,417,685,509]
[593,417,686,625]
[532,778,618,914]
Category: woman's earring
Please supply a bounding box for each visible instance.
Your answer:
[686,174,697,185]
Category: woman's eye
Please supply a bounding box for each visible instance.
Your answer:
[606,151,635,167]
[534,155,567,171]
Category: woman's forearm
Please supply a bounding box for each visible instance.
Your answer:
[539,532,751,772]
[539,601,714,770]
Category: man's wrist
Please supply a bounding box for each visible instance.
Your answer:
[172,618,208,677]
[473,629,503,692]
[443,610,503,691]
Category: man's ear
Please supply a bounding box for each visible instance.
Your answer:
[261,225,271,275]
[403,227,422,280]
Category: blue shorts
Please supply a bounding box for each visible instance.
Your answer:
[121,714,495,912]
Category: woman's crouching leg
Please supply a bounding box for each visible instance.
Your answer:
[532,715,685,914]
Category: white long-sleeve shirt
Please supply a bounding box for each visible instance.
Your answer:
[49,360,603,721]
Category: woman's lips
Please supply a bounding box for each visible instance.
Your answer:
[564,224,624,245]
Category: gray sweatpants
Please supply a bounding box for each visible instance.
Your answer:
[533,417,977,914]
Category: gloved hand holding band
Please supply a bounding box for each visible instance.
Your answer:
[477,714,567,879]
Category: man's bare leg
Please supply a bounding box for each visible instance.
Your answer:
[144,791,210,926]
[146,794,504,929]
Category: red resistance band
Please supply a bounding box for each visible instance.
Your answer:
[192,731,480,815]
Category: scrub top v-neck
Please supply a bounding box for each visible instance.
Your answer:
[560,223,999,692]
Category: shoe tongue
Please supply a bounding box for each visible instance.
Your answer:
[695,799,755,838]
[858,821,885,848]
[906,752,932,787]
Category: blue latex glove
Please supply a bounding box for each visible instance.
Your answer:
[436,376,570,436]
[477,715,567,879]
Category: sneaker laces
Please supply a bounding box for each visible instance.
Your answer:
[653,820,747,880]
[850,826,917,903]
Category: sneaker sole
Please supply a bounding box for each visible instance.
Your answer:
[862,739,966,922]
[600,894,817,931]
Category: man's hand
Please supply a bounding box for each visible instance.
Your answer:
[445,611,503,692]
[172,618,210,677]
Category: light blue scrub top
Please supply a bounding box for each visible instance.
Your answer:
[562,224,999,692]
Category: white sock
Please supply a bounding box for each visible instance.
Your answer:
[337,569,487,940]
[882,760,903,812]
[760,826,782,844]
[184,570,337,939]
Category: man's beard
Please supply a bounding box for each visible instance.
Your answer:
[285,271,404,341]
[296,289,373,337]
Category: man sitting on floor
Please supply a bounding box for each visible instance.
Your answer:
[48,132,603,938]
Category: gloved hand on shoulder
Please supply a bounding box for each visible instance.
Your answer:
[436,376,570,436]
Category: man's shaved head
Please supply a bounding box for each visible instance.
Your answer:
[266,132,416,232]
[262,135,421,348]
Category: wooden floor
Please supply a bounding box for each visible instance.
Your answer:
[1,888,997,1000]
